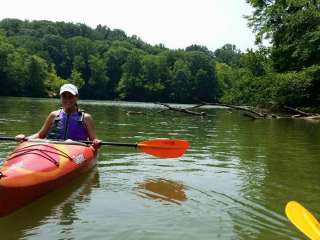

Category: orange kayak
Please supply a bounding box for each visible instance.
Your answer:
[0,140,98,217]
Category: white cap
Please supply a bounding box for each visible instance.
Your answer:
[59,84,78,96]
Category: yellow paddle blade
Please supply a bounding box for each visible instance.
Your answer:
[285,201,320,240]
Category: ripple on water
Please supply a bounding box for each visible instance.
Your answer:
[179,184,298,240]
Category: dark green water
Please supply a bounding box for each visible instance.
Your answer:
[1,97,320,240]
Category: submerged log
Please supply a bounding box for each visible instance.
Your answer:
[283,106,312,117]
[156,102,267,119]
[126,111,146,115]
[211,103,266,118]
[155,102,320,121]
[193,101,268,119]
[157,103,207,116]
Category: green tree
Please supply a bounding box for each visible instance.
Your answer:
[66,36,98,98]
[169,59,192,102]
[9,35,44,55]
[140,55,167,101]
[215,62,235,98]
[247,0,320,72]
[186,44,214,58]
[185,51,218,102]
[107,29,127,41]
[0,18,23,36]
[104,46,131,98]
[42,34,71,78]
[25,55,48,97]
[117,74,145,101]
[214,44,242,66]
[117,51,145,100]
[94,24,111,40]
[0,18,227,103]
[69,68,85,89]
[0,34,16,95]
[6,48,29,95]
[240,48,272,77]
[88,55,108,99]
[44,66,68,97]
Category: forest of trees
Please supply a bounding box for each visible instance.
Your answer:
[0,0,319,107]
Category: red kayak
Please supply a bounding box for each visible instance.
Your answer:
[0,140,98,217]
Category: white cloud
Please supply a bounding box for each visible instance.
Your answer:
[0,0,256,51]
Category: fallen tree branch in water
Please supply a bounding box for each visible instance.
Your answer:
[283,106,312,117]
[155,101,320,121]
[126,111,146,116]
[209,103,266,118]
[156,103,208,116]
[193,100,269,119]
[282,106,320,121]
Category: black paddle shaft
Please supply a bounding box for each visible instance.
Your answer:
[0,136,138,148]
[83,141,138,148]
[0,137,16,141]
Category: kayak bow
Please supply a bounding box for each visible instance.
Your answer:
[0,141,98,217]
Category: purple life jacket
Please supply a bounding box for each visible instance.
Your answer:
[47,109,89,141]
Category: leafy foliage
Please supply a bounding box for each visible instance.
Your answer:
[219,1,320,108]
[214,44,242,66]
[0,14,319,108]
[246,0,320,72]
[0,19,219,103]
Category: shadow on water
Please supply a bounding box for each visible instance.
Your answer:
[0,168,100,240]
[135,178,187,205]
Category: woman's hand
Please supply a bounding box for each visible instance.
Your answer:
[15,134,27,142]
[92,138,102,149]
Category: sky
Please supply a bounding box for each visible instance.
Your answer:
[0,0,256,52]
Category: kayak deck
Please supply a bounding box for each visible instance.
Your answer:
[0,141,98,217]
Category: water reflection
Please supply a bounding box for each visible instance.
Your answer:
[0,169,99,239]
[136,178,187,205]
[211,111,320,239]
[2,97,320,240]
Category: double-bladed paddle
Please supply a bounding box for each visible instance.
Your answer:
[285,201,320,240]
[0,136,189,158]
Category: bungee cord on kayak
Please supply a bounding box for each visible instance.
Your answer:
[0,136,188,217]
[0,141,98,217]
[7,143,75,167]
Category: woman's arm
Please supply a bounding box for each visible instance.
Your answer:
[84,113,102,148]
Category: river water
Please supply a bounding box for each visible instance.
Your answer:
[1,97,320,240]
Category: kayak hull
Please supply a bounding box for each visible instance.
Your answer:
[0,141,98,217]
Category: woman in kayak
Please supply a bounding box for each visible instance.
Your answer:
[15,83,102,148]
